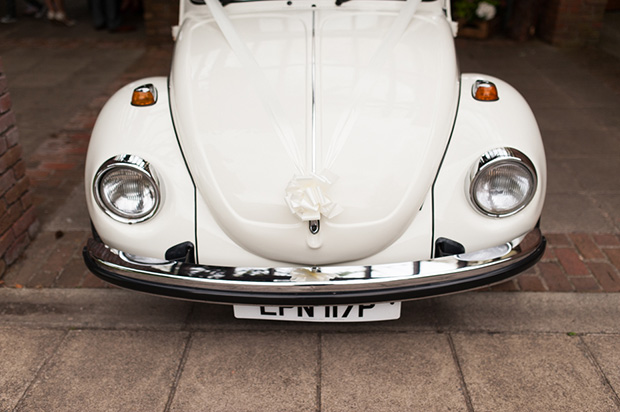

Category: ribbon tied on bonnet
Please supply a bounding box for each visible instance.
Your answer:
[204,0,422,223]
[284,171,343,222]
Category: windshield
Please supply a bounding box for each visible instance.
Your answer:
[191,0,433,5]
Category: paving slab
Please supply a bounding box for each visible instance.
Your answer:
[601,12,620,59]
[535,107,600,132]
[0,47,144,156]
[541,193,616,234]
[452,333,620,412]
[0,288,192,329]
[430,292,620,334]
[582,335,620,399]
[0,328,66,411]
[321,332,467,412]
[42,183,90,232]
[170,331,319,412]
[593,193,620,230]
[13,330,188,412]
[568,158,620,193]
[543,129,620,159]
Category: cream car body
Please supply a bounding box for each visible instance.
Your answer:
[84,0,546,319]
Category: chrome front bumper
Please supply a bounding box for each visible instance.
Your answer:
[83,228,545,305]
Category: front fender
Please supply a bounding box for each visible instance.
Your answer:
[85,77,196,259]
[433,73,547,253]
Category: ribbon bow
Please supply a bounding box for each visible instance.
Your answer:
[284,173,343,221]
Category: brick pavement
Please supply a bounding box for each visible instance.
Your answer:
[486,233,620,292]
[1,27,619,294]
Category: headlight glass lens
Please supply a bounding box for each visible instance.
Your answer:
[471,149,536,217]
[95,156,160,223]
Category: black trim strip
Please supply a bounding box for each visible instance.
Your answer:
[431,75,462,256]
[167,77,200,263]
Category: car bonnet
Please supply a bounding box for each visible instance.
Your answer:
[170,1,459,265]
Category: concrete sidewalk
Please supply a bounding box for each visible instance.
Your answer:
[1,289,620,411]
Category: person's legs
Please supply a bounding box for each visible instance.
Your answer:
[23,0,46,18]
[89,0,106,29]
[103,0,121,30]
[43,0,55,17]
[51,0,64,14]
[24,0,43,11]
[46,0,75,26]
[2,0,17,21]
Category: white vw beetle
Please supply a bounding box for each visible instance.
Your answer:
[83,0,546,322]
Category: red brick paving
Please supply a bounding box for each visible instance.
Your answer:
[605,248,620,269]
[570,233,606,260]
[555,247,590,276]
[516,273,546,292]
[588,262,620,292]
[593,234,620,247]
[488,233,620,293]
[539,262,575,292]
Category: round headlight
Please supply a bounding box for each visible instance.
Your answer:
[469,148,537,217]
[94,155,160,223]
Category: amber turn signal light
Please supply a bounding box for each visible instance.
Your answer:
[472,80,499,102]
[131,84,158,106]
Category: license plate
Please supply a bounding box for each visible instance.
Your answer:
[233,302,401,322]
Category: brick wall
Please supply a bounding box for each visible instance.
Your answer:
[143,0,180,45]
[0,57,38,277]
[539,0,608,47]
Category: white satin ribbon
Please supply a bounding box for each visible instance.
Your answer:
[284,172,343,221]
[205,0,305,174]
[324,0,422,170]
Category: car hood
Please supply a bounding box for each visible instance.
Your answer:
[170,3,459,265]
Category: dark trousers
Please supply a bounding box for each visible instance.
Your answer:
[88,0,121,29]
[4,0,43,17]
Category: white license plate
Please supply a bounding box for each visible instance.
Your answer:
[233,302,401,322]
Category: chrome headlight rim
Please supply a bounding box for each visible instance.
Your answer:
[468,147,537,218]
[93,154,161,224]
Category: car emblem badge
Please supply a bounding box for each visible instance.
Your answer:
[309,219,320,235]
